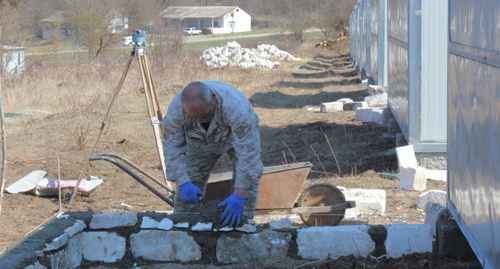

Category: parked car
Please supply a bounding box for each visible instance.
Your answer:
[182,27,202,35]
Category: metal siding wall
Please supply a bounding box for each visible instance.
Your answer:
[371,0,379,84]
[387,0,410,139]
[378,0,388,88]
[365,0,372,78]
[448,0,499,268]
[420,1,447,143]
[360,0,366,71]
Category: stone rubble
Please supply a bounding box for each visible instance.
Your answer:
[200,41,302,69]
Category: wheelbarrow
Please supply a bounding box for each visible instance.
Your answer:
[90,153,355,226]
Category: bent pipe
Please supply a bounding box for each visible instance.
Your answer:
[89,155,174,207]
[93,153,174,193]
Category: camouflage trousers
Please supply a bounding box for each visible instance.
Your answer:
[173,143,262,219]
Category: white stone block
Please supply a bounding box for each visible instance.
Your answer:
[385,224,433,258]
[235,223,257,233]
[355,107,384,123]
[157,218,174,230]
[398,166,427,191]
[396,145,418,167]
[141,217,159,229]
[297,226,374,260]
[89,212,137,229]
[269,218,292,230]
[417,190,447,209]
[426,170,447,182]
[130,230,201,262]
[425,202,448,236]
[343,189,386,218]
[368,85,385,95]
[81,232,126,262]
[173,222,189,229]
[364,92,387,106]
[64,220,86,237]
[44,233,68,251]
[320,101,344,112]
[191,222,212,231]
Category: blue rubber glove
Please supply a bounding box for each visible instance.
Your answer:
[179,182,203,204]
[218,193,246,226]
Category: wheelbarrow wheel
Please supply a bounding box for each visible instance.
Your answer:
[297,183,346,226]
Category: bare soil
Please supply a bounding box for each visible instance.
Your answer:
[0,41,481,268]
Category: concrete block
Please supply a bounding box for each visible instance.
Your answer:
[320,101,344,112]
[141,216,159,229]
[398,166,427,191]
[130,230,201,262]
[343,189,386,218]
[297,226,374,260]
[364,92,387,107]
[417,190,447,209]
[81,232,126,262]
[89,212,137,229]
[217,230,291,263]
[343,101,367,111]
[436,217,476,261]
[385,224,433,258]
[424,202,449,236]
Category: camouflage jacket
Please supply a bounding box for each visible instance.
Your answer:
[161,81,263,189]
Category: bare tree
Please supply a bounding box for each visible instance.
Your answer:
[64,0,121,59]
[18,0,53,42]
[282,0,316,43]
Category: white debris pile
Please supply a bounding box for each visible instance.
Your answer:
[200,41,302,69]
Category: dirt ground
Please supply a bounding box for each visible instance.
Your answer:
[0,41,482,268]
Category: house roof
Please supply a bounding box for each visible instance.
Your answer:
[160,6,243,19]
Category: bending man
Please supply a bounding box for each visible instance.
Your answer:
[161,81,263,226]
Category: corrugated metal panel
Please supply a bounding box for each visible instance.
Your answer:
[387,0,410,140]
[448,0,500,268]
[160,6,239,19]
[365,0,372,78]
[370,0,379,84]
[420,0,447,143]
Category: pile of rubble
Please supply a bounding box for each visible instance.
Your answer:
[200,41,301,69]
[315,36,350,49]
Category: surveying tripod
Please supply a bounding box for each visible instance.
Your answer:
[68,30,173,205]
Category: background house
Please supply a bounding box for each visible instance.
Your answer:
[160,6,251,34]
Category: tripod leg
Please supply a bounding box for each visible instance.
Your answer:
[137,52,172,190]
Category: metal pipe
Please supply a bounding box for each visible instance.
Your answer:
[89,155,174,207]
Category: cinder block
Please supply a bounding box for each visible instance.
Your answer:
[385,224,433,258]
[436,217,476,261]
[364,92,387,106]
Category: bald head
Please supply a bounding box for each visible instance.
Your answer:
[181,82,216,123]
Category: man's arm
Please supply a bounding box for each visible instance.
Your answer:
[161,114,191,186]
